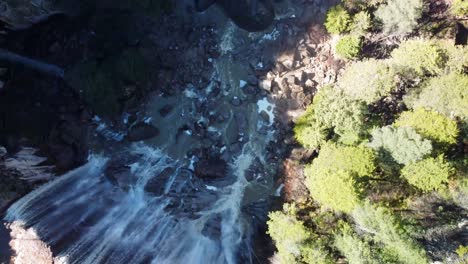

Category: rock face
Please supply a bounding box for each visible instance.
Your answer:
[194,158,228,179]
[194,0,275,32]
[0,0,83,30]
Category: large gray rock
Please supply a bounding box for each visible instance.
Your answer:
[194,158,228,179]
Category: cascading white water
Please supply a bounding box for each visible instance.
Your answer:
[5,144,259,264]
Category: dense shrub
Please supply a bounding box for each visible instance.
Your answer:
[404,73,468,118]
[334,224,374,264]
[395,108,459,146]
[368,126,432,165]
[338,59,397,103]
[267,208,310,263]
[305,168,360,212]
[311,143,376,178]
[375,0,423,34]
[352,203,429,264]
[294,86,368,148]
[391,40,448,76]
[451,0,468,16]
[325,5,351,34]
[401,156,453,192]
[335,35,362,59]
[350,11,372,35]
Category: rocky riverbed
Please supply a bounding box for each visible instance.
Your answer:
[0,0,344,263]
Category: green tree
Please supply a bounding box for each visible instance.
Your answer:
[395,108,459,146]
[338,59,397,104]
[313,86,368,144]
[350,11,372,36]
[305,168,361,213]
[342,0,385,10]
[404,73,468,118]
[294,86,368,148]
[352,203,429,264]
[311,143,376,178]
[300,242,333,264]
[368,126,432,165]
[441,41,468,74]
[335,35,362,59]
[334,223,376,264]
[451,0,468,16]
[325,5,351,34]
[391,40,448,76]
[401,156,453,192]
[267,207,310,263]
[294,108,329,149]
[375,0,423,34]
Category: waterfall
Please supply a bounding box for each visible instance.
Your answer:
[5,145,255,264]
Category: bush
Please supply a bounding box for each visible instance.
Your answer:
[375,0,423,34]
[294,86,368,148]
[352,203,429,264]
[404,73,468,118]
[368,126,432,165]
[350,11,372,35]
[335,35,362,59]
[325,5,351,34]
[305,168,361,212]
[401,156,453,192]
[451,0,468,16]
[395,108,459,146]
[338,59,397,104]
[312,143,376,178]
[334,224,375,264]
[267,208,310,263]
[391,40,448,76]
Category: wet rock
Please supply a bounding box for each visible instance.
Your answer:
[105,154,141,190]
[242,85,257,95]
[234,112,248,132]
[158,104,173,117]
[195,158,228,179]
[127,123,159,141]
[259,110,270,124]
[202,214,222,240]
[144,167,176,196]
[230,96,242,106]
[242,200,269,227]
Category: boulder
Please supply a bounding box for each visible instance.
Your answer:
[104,154,141,190]
[127,123,159,141]
[194,158,228,179]
[144,167,176,196]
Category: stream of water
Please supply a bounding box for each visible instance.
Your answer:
[2,1,294,262]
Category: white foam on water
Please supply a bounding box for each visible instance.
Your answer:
[257,97,275,126]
